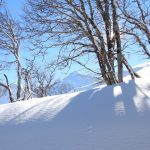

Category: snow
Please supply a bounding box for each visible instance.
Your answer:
[124,61,150,80]
[62,71,97,88]
[0,61,150,150]
[50,71,98,95]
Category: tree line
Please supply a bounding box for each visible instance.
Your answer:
[0,0,150,103]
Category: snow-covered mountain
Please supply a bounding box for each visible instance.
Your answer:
[50,71,98,95]
[0,62,150,150]
[62,71,97,88]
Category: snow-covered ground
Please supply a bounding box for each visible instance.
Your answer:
[124,61,150,80]
[0,61,150,150]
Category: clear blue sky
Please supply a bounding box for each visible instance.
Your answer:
[1,0,148,83]
[4,0,25,16]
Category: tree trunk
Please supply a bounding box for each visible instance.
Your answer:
[16,52,22,100]
[2,74,14,103]
[122,56,140,79]
[25,70,31,100]
[96,51,117,85]
[111,0,123,82]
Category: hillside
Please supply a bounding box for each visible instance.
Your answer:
[0,62,150,150]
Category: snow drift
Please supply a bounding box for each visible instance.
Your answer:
[0,62,150,150]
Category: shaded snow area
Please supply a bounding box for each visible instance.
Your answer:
[0,76,150,150]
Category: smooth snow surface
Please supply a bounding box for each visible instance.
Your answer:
[0,62,150,150]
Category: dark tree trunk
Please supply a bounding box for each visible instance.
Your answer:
[111,0,123,82]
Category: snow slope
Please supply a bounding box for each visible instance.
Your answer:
[124,61,150,80]
[0,62,150,150]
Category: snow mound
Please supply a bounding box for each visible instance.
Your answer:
[0,77,150,150]
[124,61,150,80]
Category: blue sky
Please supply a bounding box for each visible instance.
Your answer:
[4,0,25,16]
[4,1,100,80]
[1,0,148,83]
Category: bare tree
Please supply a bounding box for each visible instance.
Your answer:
[0,74,14,103]
[22,68,32,100]
[0,84,6,98]
[111,0,123,82]
[24,0,118,85]
[0,10,22,100]
[28,63,57,98]
[119,0,150,58]
[24,0,141,85]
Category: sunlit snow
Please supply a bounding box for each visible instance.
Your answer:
[0,61,150,150]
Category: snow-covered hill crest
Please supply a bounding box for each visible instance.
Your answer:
[0,61,150,150]
[0,76,150,149]
[0,77,150,124]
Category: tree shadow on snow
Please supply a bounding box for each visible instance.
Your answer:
[51,80,150,127]
[4,79,150,128]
